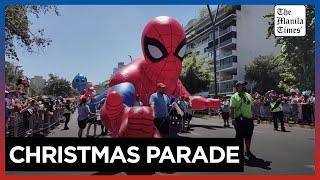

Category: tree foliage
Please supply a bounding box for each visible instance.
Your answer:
[28,81,42,96]
[199,7,209,18]
[180,53,213,94]
[43,74,78,97]
[245,55,282,94]
[5,5,59,60]
[5,61,24,89]
[94,79,110,94]
[264,5,315,91]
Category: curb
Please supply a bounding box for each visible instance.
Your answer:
[193,115,314,129]
[253,120,314,129]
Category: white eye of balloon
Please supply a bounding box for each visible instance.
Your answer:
[148,44,164,59]
[177,44,186,58]
[144,37,168,62]
[174,39,187,61]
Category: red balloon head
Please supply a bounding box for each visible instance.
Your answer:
[141,16,186,94]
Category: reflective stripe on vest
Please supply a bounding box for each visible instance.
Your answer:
[271,102,283,112]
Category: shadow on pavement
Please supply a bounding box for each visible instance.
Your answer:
[274,129,291,133]
[190,124,226,130]
[92,171,121,175]
[282,130,291,132]
[125,172,156,175]
[245,157,272,170]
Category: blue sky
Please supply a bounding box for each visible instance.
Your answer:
[10,5,209,84]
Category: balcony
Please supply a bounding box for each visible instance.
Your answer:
[219,26,236,37]
[218,56,237,71]
[219,74,237,82]
[217,62,236,71]
[216,7,237,23]
[219,81,236,94]
[218,50,236,60]
[219,38,236,49]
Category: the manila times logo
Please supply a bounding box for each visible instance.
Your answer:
[274,5,306,36]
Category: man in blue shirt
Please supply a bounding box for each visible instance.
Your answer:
[149,83,170,137]
[86,97,98,137]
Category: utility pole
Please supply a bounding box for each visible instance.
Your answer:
[207,4,220,98]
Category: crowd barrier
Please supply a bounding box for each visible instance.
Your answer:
[257,103,315,125]
[193,102,315,125]
[6,108,65,137]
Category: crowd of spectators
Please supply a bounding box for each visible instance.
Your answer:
[220,85,315,126]
[5,78,75,136]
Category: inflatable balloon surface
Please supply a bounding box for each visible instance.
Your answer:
[100,16,220,138]
[72,73,87,93]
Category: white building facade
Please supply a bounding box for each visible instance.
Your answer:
[30,75,46,89]
[185,5,280,95]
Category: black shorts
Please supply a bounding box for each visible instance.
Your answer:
[87,117,97,123]
[78,119,87,129]
[221,112,230,120]
[96,120,103,125]
[154,117,170,135]
[234,117,254,139]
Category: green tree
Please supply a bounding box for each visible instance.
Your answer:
[94,79,110,94]
[5,61,24,89]
[5,5,59,60]
[245,55,282,94]
[43,74,77,97]
[28,81,41,96]
[180,53,213,94]
[199,7,208,18]
[264,5,315,91]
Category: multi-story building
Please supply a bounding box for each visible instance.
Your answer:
[185,5,279,95]
[112,62,125,75]
[30,75,46,89]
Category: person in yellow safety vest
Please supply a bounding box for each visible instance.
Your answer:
[270,97,286,131]
[230,81,256,160]
[63,100,72,130]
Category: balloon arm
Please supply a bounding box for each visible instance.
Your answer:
[106,82,136,107]
[189,96,221,110]
[94,89,109,104]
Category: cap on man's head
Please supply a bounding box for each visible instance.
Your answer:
[80,95,88,101]
[157,83,166,88]
[234,81,248,87]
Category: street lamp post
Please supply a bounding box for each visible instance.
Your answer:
[207,4,220,98]
[14,65,22,81]
[128,55,133,62]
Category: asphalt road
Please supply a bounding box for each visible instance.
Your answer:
[45,112,315,175]
[10,112,314,175]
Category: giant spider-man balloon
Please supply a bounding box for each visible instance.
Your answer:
[100,16,220,138]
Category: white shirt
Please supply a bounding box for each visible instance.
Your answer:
[221,100,230,113]
[134,101,143,107]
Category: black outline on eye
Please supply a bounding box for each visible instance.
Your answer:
[75,79,79,82]
[144,36,168,62]
[174,39,187,61]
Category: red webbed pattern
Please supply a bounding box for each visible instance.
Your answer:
[101,16,220,138]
